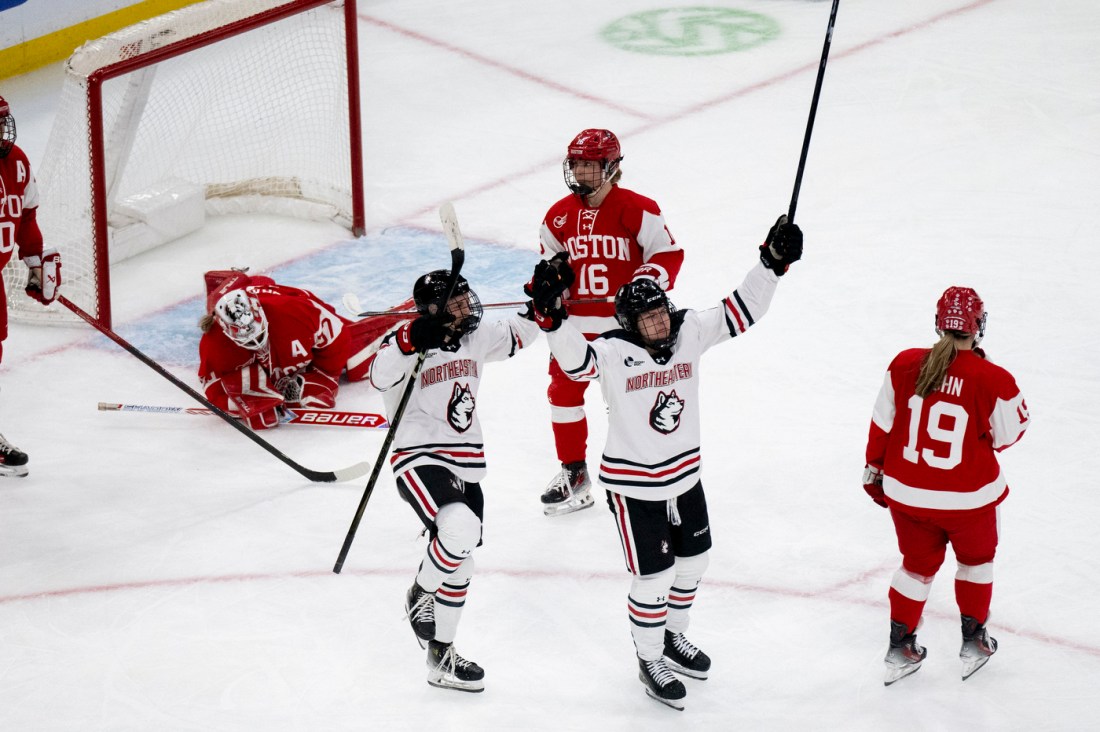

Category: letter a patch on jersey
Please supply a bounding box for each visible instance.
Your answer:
[290,339,308,357]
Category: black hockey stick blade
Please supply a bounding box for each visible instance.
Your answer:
[60,296,370,483]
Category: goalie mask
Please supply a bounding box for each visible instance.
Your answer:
[413,269,483,337]
[563,128,622,197]
[214,288,269,350]
[935,286,986,345]
[615,279,679,353]
[0,96,15,159]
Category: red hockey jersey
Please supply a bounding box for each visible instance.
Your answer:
[866,348,1029,516]
[539,185,683,337]
[0,144,44,343]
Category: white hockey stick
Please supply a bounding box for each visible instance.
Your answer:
[99,402,388,428]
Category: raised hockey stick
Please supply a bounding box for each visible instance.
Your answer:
[788,0,839,223]
[342,293,614,319]
[98,402,388,428]
[60,295,372,483]
[333,203,466,574]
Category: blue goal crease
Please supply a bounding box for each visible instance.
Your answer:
[104,228,540,367]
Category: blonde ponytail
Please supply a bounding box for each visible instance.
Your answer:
[915,333,958,398]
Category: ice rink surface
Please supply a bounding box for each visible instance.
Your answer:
[2,1,1098,729]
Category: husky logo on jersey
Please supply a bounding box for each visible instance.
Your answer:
[650,389,684,434]
[447,382,475,432]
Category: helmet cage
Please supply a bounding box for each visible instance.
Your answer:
[215,289,269,350]
[0,97,16,159]
[563,129,622,197]
[615,279,679,352]
[935,286,987,345]
[413,269,483,336]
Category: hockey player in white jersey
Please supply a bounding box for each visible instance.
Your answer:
[369,269,540,693]
[526,216,803,709]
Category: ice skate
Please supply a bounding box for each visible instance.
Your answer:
[663,630,711,680]
[638,656,686,710]
[540,461,593,516]
[884,620,926,686]
[404,582,436,649]
[960,614,998,680]
[426,640,484,692]
[0,434,29,478]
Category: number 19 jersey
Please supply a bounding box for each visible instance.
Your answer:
[866,349,1029,516]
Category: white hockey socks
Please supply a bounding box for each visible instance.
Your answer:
[666,552,709,635]
[628,565,676,661]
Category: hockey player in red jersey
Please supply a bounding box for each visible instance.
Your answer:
[535,129,684,516]
[0,95,63,477]
[198,270,393,429]
[527,216,802,709]
[864,286,1029,686]
[370,269,540,693]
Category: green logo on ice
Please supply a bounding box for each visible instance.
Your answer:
[602,7,779,57]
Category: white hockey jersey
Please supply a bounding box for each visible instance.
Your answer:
[547,261,779,501]
[370,315,541,482]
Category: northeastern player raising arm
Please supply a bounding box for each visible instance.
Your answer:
[369,269,539,694]
[0,95,63,477]
[864,287,1029,687]
[535,129,684,516]
[526,216,802,710]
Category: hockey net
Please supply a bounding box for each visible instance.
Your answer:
[2,0,363,329]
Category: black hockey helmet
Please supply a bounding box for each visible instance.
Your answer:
[412,269,483,335]
[614,278,679,352]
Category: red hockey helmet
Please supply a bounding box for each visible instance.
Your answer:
[0,95,16,158]
[563,129,623,196]
[935,286,986,341]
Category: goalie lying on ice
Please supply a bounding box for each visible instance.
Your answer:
[197,270,403,429]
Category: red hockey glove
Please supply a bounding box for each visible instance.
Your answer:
[521,300,565,332]
[863,464,887,508]
[759,215,803,276]
[24,249,62,305]
[296,371,339,409]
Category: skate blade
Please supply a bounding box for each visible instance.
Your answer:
[643,686,685,711]
[884,661,922,686]
[542,493,594,517]
[427,676,485,693]
[0,466,29,478]
[961,654,991,680]
[664,656,709,680]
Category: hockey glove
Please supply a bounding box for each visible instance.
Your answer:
[862,464,887,508]
[759,216,803,276]
[24,248,62,305]
[524,252,575,311]
[521,299,566,332]
[396,314,454,354]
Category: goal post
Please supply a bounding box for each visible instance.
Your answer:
[3,0,364,329]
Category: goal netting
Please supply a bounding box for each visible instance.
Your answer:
[3,0,363,329]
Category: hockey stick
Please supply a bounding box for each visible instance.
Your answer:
[59,295,372,483]
[333,203,466,573]
[98,402,388,428]
[342,293,614,319]
[788,0,839,223]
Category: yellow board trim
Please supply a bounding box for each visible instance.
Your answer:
[0,0,202,79]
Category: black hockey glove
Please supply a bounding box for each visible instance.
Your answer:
[396,313,454,354]
[524,252,575,310]
[520,299,566,332]
[759,215,803,276]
